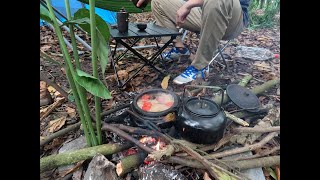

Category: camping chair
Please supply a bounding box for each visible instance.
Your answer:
[179,28,232,71]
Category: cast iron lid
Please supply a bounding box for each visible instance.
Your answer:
[226,84,260,112]
[185,97,220,117]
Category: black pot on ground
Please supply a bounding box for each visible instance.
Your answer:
[130,89,179,129]
[174,85,227,144]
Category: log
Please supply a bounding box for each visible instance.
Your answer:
[213,74,252,105]
[225,156,280,170]
[251,79,280,95]
[167,156,280,170]
[40,143,132,173]
[116,152,147,177]
[213,78,279,105]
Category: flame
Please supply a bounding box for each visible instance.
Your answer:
[155,138,161,151]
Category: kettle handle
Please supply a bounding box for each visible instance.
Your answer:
[183,85,224,106]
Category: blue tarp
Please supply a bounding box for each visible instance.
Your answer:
[40,0,117,26]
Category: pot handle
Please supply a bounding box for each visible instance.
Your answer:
[183,85,225,106]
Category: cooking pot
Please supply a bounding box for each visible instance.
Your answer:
[130,89,179,129]
[174,85,227,144]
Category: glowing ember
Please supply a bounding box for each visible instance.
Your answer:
[139,136,156,144]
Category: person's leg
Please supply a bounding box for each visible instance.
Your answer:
[173,0,244,84]
[191,0,244,69]
[151,0,201,47]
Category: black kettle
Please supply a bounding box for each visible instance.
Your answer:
[174,85,227,144]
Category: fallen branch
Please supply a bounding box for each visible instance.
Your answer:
[251,79,280,95]
[224,156,280,170]
[199,133,235,152]
[40,97,65,121]
[206,132,278,159]
[116,152,147,177]
[100,104,130,117]
[40,143,132,173]
[173,140,244,180]
[102,123,154,153]
[166,156,280,170]
[111,124,171,143]
[40,71,69,98]
[231,146,280,161]
[225,111,249,126]
[40,121,81,147]
[232,126,280,133]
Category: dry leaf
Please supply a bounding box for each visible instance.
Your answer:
[161,75,170,89]
[66,107,76,118]
[163,112,176,122]
[48,116,66,133]
[54,91,62,97]
[117,70,129,81]
[47,86,56,95]
[40,136,45,141]
[41,45,51,51]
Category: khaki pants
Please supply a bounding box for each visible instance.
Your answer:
[151,0,244,69]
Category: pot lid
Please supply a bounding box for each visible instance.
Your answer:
[185,98,219,116]
[226,84,261,112]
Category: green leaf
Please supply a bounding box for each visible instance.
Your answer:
[74,8,110,42]
[268,167,277,180]
[74,69,111,99]
[61,18,91,26]
[96,30,109,76]
[40,3,53,24]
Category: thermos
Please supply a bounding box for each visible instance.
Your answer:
[117,8,129,33]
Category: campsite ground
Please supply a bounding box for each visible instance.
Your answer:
[40,12,280,180]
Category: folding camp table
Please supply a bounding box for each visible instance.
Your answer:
[110,23,182,88]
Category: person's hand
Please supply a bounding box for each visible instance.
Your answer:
[176,5,191,27]
[136,0,147,7]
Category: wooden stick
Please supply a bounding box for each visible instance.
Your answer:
[40,71,69,98]
[116,151,147,177]
[225,111,249,126]
[40,97,65,121]
[40,122,81,147]
[173,140,244,180]
[231,146,280,161]
[101,123,154,153]
[206,132,278,159]
[166,156,280,171]
[232,126,280,133]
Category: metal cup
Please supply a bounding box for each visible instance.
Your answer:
[117,9,129,33]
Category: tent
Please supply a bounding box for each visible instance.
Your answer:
[40,0,117,26]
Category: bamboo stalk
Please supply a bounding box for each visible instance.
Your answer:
[45,0,98,146]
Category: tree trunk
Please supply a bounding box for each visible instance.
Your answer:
[116,152,147,177]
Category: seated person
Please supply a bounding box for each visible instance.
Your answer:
[137,0,250,84]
